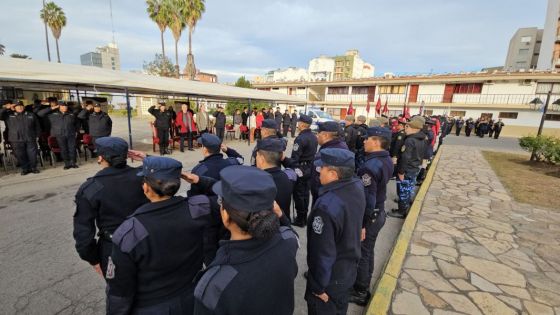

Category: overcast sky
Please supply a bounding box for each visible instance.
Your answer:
[0,0,549,83]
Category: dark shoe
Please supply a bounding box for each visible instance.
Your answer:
[349,288,371,306]
[393,198,399,203]
[31,169,40,174]
[188,148,195,151]
[292,216,306,227]
[63,165,71,170]
[303,271,308,279]
[165,150,172,154]
[21,170,30,176]
[387,209,407,219]
[72,164,79,169]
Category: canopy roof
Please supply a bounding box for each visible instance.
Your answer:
[0,57,305,103]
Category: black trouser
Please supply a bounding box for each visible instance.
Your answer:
[355,210,386,291]
[293,165,311,219]
[305,281,353,315]
[455,127,462,136]
[57,134,76,166]
[157,128,169,153]
[494,129,502,139]
[215,127,225,140]
[179,132,193,150]
[465,127,472,137]
[13,141,38,171]
[283,125,290,137]
[291,125,297,137]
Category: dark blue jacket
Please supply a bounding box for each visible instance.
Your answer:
[311,138,349,201]
[265,166,297,219]
[106,195,211,314]
[188,148,244,196]
[290,129,318,164]
[37,107,81,137]
[397,131,426,175]
[250,134,286,166]
[357,151,393,226]
[306,177,365,295]
[194,227,299,315]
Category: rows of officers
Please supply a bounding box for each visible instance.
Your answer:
[72,111,441,315]
[443,116,505,139]
[0,97,112,174]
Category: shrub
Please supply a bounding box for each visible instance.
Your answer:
[519,135,560,164]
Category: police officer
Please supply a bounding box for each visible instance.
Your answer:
[148,101,173,155]
[255,137,297,220]
[350,127,394,305]
[188,133,244,197]
[78,100,94,134]
[274,107,282,132]
[354,115,369,168]
[0,101,41,175]
[78,102,112,142]
[388,116,427,219]
[250,119,286,166]
[306,148,365,315]
[465,117,475,137]
[73,137,149,278]
[290,114,318,227]
[282,109,291,137]
[290,110,298,138]
[311,121,349,204]
[455,117,465,136]
[493,119,505,139]
[343,115,359,154]
[192,166,299,315]
[37,100,81,169]
[106,156,211,314]
[390,118,407,176]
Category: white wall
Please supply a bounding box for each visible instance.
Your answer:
[481,81,537,94]
[418,84,446,95]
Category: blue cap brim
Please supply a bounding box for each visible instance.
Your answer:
[137,170,146,177]
[212,181,223,197]
[313,159,325,167]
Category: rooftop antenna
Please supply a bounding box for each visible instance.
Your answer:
[109,0,116,44]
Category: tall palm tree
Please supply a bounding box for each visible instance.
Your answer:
[146,0,171,58]
[40,2,66,63]
[0,44,5,56]
[41,0,52,62]
[183,0,205,80]
[169,0,185,78]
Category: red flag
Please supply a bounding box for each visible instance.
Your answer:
[402,103,407,117]
[375,97,382,115]
[347,100,354,115]
[382,98,389,115]
[405,104,411,119]
[366,99,371,114]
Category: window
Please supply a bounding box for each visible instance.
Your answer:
[327,87,349,95]
[351,86,369,94]
[537,83,560,94]
[453,83,482,94]
[521,36,532,43]
[499,112,518,119]
[518,49,529,56]
[378,85,406,94]
[450,111,466,117]
[334,74,342,80]
[545,114,560,121]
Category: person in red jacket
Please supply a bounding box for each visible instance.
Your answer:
[175,102,198,152]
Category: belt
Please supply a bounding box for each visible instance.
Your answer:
[299,160,312,166]
[98,230,113,242]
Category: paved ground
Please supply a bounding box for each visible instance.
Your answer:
[390,145,560,315]
[0,117,404,315]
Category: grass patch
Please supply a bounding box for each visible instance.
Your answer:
[482,151,560,210]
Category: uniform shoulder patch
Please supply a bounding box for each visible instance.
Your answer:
[229,157,244,165]
[397,136,402,140]
[188,195,211,219]
[106,256,115,279]
[81,179,103,201]
[192,164,209,176]
[294,168,303,177]
[312,216,324,234]
[361,173,372,187]
[292,142,299,152]
[194,265,239,311]
[112,217,149,253]
[401,145,406,153]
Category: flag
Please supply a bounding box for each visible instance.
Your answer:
[347,100,354,115]
[375,97,382,115]
[402,103,407,117]
[366,99,371,114]
[382,98,389,115]
[405,103,411,119]
[419,100,425,115]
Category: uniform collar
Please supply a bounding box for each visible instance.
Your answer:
[300,129,311,134]
[210,233,282,267]
[321,138,345,148]
[130,196,185,216]
[264,166,281,174]
[199,153,224,163]
[365,150,390,160]
[94,165,134,178]
[318,177,359,196]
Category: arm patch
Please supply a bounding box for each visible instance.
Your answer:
[283,169,297,182]
[194,265,239,311]
[188,195,211,219]
[112,218,149,253]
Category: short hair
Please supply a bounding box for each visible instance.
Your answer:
[326,165,354,180]
[321,131,339,140]
[102,154,127,169]
[257,150,281,166]
[206,146,220,155]
[85,100,93,105]
[357,115,367,123]
[144,177,180,197]
[261,127,277,136]
[370,136,390,150]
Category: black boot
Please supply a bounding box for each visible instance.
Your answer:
[292,216,307,227]
[349,288,371,306]
[388,208,407,219]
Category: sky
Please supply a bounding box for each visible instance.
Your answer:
[0,0,549,83]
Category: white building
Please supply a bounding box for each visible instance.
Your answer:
[308,55,335,81]
[537,0,560,70]
[80,43,121,71]
[265,67,308,83]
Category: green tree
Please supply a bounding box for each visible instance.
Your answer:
[225,76,268,115]
[0,44,5,56]
[234,76,253,88]
[182,0,205,80]
[169,0,186,78]
[10,54,31,59]
[40,1,66,63]
[143,54,176,77]
[146,0,171,58]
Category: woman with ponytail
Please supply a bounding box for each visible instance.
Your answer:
[192,165,299,315]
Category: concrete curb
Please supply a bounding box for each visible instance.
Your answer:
[365,147,444,315]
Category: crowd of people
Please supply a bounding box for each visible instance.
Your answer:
[441,116,506,139]
[0,97,112,174]
[70,106,448,315]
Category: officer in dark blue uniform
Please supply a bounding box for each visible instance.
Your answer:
[255,137,297,220]
[73,137,149,278]
[250,119,286,166]
[306,148,365,315]
[353,115,368,169]
[350,127,394,305]
[311,121,349,205]
[106,156,211,315]
[193,166,299,315]
[188,133,244,197]
[290,114,318,227]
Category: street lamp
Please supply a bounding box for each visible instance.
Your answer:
[551,98,560,112]
[530,91,551,161]
[528,97,543,110]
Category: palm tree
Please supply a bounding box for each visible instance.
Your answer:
[169,0,185,78]
[146,0,171,58]
[40,2,66,63]
[0,44,5,56]
[183,0,205,80]
[41,0,52,62]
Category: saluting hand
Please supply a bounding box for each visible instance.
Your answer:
[272,201,283,218]
[181,172,199,184]
[127,150,146,162]
[220,144,228,153]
